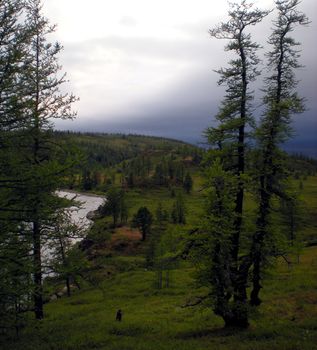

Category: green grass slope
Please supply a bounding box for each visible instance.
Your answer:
[2,133,317,349]
[3,246,317,350]
[299,176,317,243]
[2,176,317,350]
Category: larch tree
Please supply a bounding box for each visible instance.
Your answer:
[206,0,269,264]
[250,0,309,306]
[0,0,30,132]
[0,0,30,221]
[0,0,78,321]
[183,172,193,194]
[199,0,269,328]
[0,0,34,331]
[49,209,86,297]
[132,206,153,241]
[22,0,78,319]
[171,193,186,225]
[100,187,126,227]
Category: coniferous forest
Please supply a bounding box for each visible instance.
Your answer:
[1,1,317,349]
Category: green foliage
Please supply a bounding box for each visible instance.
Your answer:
[54,131,200,174]
[53,131,202,192]
[183,172,193,194]
[0,5,34,326]
[0,0,78,322]
[48,209,88,296]
[206,1,269,167]
[193,159,241,319]
[171,193,186,225]
[132,207,153,241]
[81,169,95,191]
[0,0,314,341]
[250,0,309,307]
[197,0,309,327]
[88,219,112,243]
[155,202,169,226]
[100,187,127,227]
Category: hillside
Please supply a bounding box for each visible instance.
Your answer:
[2,174,317,349]
[53,131,202,193]
[55,131,202,169]
[2,248,317,350]
[1,132,317,349]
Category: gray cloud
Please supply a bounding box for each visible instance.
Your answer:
[55,0,317,156]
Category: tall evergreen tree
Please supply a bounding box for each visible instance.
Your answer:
[193,159,239,326]
[100,187,126,227]
[22,0,77,319]
[49,209,86,297]
[183,172,193,194]
[0,0,30,132]
[132,207,153,241]
[206,0,269,267]
[250,0,309,306]
[171,193,186,224]
[0,0,78,321]
[201,0,269,328]
[0,1,32,329]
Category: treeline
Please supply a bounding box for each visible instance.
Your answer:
[62,132,314,192]
[54,131,202,169]
[94,187,187,230]
[121,155,196,190]
[287,153,317,178]
[75,156,196,192]
[75,156,197,192]
[54,131,202,191]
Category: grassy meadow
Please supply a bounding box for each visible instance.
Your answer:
[298,176,317,242]
[1,174,317,350]
[2,246,317,350]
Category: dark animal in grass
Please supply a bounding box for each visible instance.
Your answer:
[116,309,122,321]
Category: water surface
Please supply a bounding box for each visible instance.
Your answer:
[56,190,106,229]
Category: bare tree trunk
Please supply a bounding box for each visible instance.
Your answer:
[66,276,71,297]
[33,220,43,320]
[58,235,71,297]
[250,174,271,306]
[232,33,248,308]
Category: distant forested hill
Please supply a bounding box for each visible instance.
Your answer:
[54,131,317,178]
[54,131,202,169]
[53,131,203,191]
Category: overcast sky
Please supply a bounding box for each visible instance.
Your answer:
[44,0,317,156]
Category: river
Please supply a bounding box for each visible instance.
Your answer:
[42,191,105,277]
[56,190,106,230]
